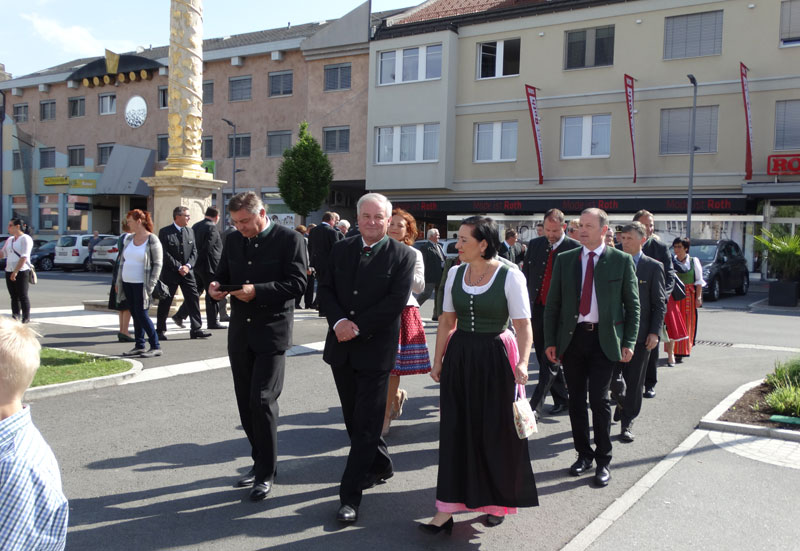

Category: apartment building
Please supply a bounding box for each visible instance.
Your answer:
[0,1,387,234]
[367,0,800,267]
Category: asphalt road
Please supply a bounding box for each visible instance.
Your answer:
[14,271,800,550]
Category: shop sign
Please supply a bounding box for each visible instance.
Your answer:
[70,179,97,189]
[767,154,800,176]
[43,176,69,186]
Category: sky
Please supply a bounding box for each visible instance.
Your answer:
[0,0,416,78]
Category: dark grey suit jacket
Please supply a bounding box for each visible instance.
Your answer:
[634,254,668,343]
[522,235,580,305]
[642,237,676,298]
[158,223,197,284]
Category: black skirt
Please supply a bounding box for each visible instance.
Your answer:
[436,330,539,509]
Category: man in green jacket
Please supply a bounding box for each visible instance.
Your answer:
[544,208,639,488]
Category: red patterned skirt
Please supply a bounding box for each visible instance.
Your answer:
[392,306,431,376]
[673,285,698,357]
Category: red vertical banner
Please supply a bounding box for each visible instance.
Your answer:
[624,74,637,183]
[525,85,544,185]
[740,62,754,180]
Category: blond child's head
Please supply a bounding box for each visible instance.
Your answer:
[0,316,41,401]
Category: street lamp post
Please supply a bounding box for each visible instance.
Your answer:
[222,118,237,225]
[687,74,698,241]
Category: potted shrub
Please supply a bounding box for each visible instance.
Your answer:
[754,229,800,307]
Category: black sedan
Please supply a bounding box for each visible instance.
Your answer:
[691,239,750,301]
[30,240,58,271]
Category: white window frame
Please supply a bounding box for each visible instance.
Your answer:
[228,133,251,158]
[39,147,56,169]
[476,38,521,80]
[12,150,22,170]
[659,105,719,155]
[99,93,116,115]
[781,0,800,47]
[474,121,518,163]
[13,103,28,123]
[269,70,293,97]
[228,76,252,102]
[560,114,612,159]
[775,99,800,151]
[663,10,723,60]
[564,26,615,70]
[158,86,168,109]
[378,44,443,86]
[324,63,352,91]
[97,143,114,166]
[68,97,85,118]
[375,123,440,164]
[40,100,56,121]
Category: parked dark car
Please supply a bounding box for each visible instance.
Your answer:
[690,239,749,301]
[30,240,58,271]
[0,238,51,270]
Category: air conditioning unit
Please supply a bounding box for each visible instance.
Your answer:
[271,51,283,61]
[231,56,244,67]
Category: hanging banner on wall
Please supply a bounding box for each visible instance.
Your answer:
[740,62,754,180]
[524,85,544,186]
[624,74,637,183]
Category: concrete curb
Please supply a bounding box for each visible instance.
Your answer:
[698,379,800,443]
[25,348,143,401]
[747,297,800,315]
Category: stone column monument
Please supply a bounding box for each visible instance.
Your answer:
[144,0,224,230]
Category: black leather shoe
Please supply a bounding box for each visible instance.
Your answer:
[249,481,272,501]
[171,315,185,328]
[207,323,225,330]
[157,332,168,341]
[621,426,635,443]
[643,387,656,399]
[235,469,256,488]
[594,465,611,487]
[549,403,568,415]
[362,468,394,490]
[569,456,593,476]
[190,330,212,339]
[419,517,453,535]
[613,405,621,422]
[336,504,358,523]
[485,514,505,527]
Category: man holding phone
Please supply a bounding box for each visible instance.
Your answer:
[209,192,307,502]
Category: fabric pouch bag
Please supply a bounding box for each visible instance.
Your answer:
[152,280,171,301]
[513,384,538,439]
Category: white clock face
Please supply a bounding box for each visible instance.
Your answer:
[124,95,147,128]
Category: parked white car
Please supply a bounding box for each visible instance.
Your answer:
[55,234,113,271]
[90,236,121,271]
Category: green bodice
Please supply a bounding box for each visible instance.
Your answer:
[452,263,510,333]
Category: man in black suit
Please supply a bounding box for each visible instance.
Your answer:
[616,222,667,442]
[156,206,211,341]
[318,192,415,524]
[173,207,224,330]
[498,228,519,264]
[415,228,445,319]
[209,192,306,502]
[633,210,675,399]
[522,208,579,416]
[308,212,343,314]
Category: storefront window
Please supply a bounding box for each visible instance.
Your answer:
[67,195,90,231]
[11,196,29,223]
[38,194,60,231]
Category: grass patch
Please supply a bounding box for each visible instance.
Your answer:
[764,356,800,418]
[32,348,132,387]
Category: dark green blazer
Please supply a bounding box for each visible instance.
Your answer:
[543,245,640,362]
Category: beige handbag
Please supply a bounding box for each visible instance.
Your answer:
[512,384,537,439]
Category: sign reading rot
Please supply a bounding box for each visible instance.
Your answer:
[767,155,800,175]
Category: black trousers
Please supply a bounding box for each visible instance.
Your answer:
[529,303,569,412]
[175,271,218,327]
[5,271,30,323]
[620,342,651,428]
[156,274,202,332]
[644,335,660,389]
[303,272,315,309]
[229,346,285,482]
[331,362,392,508]
[562,325,615,467]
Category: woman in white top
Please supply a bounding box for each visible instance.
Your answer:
[1,219,34,323]
[420,216,537,535]
[382,209,430,436]
[115,209,163,358]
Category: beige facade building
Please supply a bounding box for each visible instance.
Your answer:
[367,0,800,268]
[0,1,387,235]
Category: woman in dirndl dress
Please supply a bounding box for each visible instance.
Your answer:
[420,216,538,535]
[382,208,431,436]
[666,237,705,363]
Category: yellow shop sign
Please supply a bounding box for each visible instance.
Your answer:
[43,176,69,186]
[70,179,97,189]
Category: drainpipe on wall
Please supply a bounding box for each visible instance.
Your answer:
[0,90,5,227]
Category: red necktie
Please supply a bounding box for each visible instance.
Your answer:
[537,246,555,305]
[579,251,595,316]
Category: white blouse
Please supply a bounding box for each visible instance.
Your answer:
[442,263,531,320]
[3,235,33,273]
[406,247,425,307]
[675,255,706,286]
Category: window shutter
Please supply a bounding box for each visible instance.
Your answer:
[776,100,800,150]
[341,65,351,89]
[781,0,800,42]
